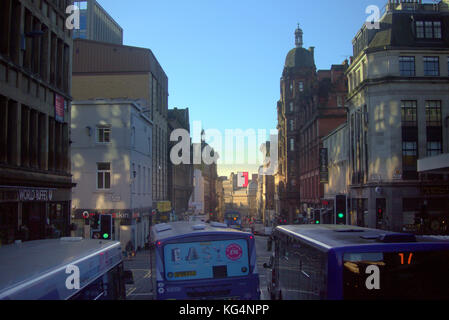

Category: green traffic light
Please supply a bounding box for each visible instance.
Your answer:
[338,213,344,219]
[315,221,320,224]
[103,233,109,239]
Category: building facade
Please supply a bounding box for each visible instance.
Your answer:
[71,99,153,249]
[167,108,193,217]
[188,168,205,215]
[345,0,449,233]
[72,39,170,210]
[275,26,347,224]
[0,0,74,245]
[322,123,350,224]
[72,0,123,45]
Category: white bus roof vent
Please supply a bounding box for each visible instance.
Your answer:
[210,222,228,228]
[60,237,83,242]
[192,224,206,231]
[155,223,172,233]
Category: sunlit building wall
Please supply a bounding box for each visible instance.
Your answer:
[323,123,350,223]
[71,99,152,249]
[346,0,449,233]
[72,39,169,210]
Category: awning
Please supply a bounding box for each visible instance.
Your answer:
[418,153,449,174]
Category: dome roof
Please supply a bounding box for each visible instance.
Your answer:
[285,47,315,69]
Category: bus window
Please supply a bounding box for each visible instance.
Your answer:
[163,239,249,281]
[70,264,126,300]
[343,250,449,300]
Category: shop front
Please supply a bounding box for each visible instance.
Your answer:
[72,207,152,249]
[0,186,71,246]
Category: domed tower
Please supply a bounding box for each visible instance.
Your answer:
[276,25,317,224]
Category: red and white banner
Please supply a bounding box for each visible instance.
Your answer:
[55,94,64,123]
[237,172,249,188]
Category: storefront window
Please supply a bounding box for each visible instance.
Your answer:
[47,203,69,239]
[0,203,18,246]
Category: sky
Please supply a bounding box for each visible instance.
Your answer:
[96,0,387,176]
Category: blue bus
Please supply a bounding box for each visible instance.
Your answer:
[150,221,260,300]
[0,238,134,300]
[224,211,242,230]
[265,224,449,300]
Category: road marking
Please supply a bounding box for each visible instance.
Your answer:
[144,270,152,278]
[126,287,137,296]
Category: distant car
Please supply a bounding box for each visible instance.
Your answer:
[253,223,265,235]
[264,227,273,236]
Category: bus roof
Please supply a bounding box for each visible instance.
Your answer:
[0,238,122,300]
[151,221,249,242]
[276,224,449,250]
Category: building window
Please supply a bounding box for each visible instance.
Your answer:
[399,56,415,76]
[97,163,111,190]
[337,96,343,107]
[401,101,418,180]
[96,126,111,143]
[416,21,442,39]
[402,141,417,174]
[423,57,440,76]
[289,102,294,113]
[426,100,443,157]
[298,81,304,93]
[401,100,417,126]
[290,138,295,152]
[289,120,295,131]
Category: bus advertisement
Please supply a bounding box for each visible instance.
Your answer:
[150,221,260,300]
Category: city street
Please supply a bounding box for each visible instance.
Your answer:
[124,235,272,300]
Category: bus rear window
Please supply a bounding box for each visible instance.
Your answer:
[163,239,249,281]
[343,250,449,300]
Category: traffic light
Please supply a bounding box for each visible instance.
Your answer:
[335,195,347,225]
[314,209,321,224]
[99,214,113,240]
[90,214,100,229]
[377,208,383,220]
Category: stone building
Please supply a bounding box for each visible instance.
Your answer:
[167,108,193,217]
[345,0,449,232]
[72,0,123,45]
[71,99,153,249]
[275,25,348,224]
[72,39,169,210]
[0,0,74,245]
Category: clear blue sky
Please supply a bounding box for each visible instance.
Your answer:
[97,0,387,176]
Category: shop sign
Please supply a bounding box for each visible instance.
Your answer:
[55,94,65,123]
[18,188,53,202]
[422,186,449,195]
[157,201,172,212]
[320,148,329,184]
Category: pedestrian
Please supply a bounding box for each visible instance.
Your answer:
[126,240,134,259]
